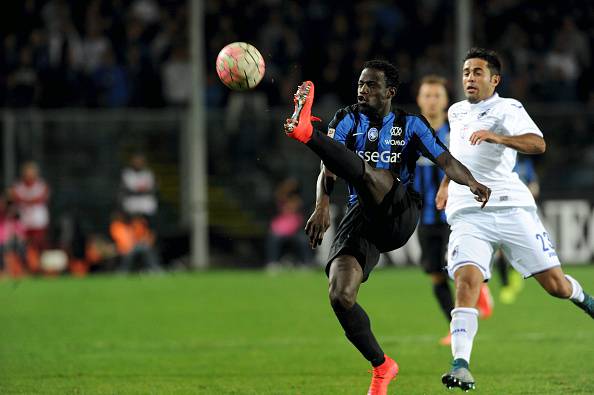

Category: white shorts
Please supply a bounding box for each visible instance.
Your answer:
[447,207,561,280]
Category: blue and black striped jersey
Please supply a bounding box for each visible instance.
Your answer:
[413,122,449,225]
[328,104,448,207]
[513,155,537,184]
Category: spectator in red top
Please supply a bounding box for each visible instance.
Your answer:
[10,161,50,255]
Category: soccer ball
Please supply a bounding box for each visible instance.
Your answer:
[216,42,265,91]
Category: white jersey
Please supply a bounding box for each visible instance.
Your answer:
[446,93,542,220]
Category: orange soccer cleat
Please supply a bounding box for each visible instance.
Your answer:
[284,81,321,143]
[477,283,494,319]
[367,355,399,395]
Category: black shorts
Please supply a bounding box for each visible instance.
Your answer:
[325,182,421,282]
[417,223,450,274]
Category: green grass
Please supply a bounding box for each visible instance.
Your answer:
[1,266,593,394]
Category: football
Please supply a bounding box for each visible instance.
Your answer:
[216,42,265,91]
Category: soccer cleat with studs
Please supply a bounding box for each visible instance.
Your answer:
[573,292,594,319]
[284,81,321,143]
[441,359,475,392]
[367,355,399,395]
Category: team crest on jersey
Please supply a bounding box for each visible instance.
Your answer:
[478,109,491,119]
[327,128,335,138]
[367,127,379,142]
[451,245,459,259]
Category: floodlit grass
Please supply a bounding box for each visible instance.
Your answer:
[1,265,593,394]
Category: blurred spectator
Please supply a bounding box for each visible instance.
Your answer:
[6,46,38,107]
[161,45,191,105]
[0,195,28,275]
[47,20,82,71]
[93,45,130,107]
[266,178,312,268]
[30,29,50,71]
[10,161,51,260]
[2,34,20,73]
[84,233,118,271]
[81,20,109,73]
[545,35,580,101]
[119,153,158,228]
[557,17,590,72]
[131,0,161,26]
[128,44,163,107]
[109,211,162,272]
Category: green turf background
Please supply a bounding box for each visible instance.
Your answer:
[1,266,593,394]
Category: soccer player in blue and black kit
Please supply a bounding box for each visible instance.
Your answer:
[413,75,456,345]
[283,60,491,395]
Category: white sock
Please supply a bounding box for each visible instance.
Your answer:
[450,307,479,363]
[565,274,585,303]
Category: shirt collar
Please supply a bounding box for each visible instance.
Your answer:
[360,111,395,124]
[468,92,499,109]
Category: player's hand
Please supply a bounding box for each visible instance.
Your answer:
[435,185,448,210]
[305,207,330,248]
[469,130,501,145]
[468,180,491,208]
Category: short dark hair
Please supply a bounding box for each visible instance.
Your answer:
[363,60,400,90]
[464,48,502,76]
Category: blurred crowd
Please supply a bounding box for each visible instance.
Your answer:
[1,0,593,272]
[2,0,591,109]
[1,0,188,108]
[0,154,163,277]
[205,0,593,107]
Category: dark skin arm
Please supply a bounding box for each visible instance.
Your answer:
[304,163,335,248]
[434,151,491,208]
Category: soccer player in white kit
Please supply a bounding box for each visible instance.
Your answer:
[436,48,594,391]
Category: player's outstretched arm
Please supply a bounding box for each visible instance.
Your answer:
[435,152,491,208]
[305,163,335,248]
[469,130,546,154]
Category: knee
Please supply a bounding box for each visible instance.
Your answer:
[361,165,375,184]
[455,274,481,294]
[329,287,357,311]
[327,256,362,311]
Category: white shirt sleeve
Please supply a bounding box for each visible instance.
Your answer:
[501,100,543,137]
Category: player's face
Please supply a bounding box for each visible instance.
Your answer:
[417,83,448,119]
[357,68,395,116]
[462,58,500,103]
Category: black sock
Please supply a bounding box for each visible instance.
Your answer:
[433,281,454,322]
[306,130,365,186]
[333,303,385,367]
[497,256,509,286]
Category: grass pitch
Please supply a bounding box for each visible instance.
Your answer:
[1,266,593,394]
